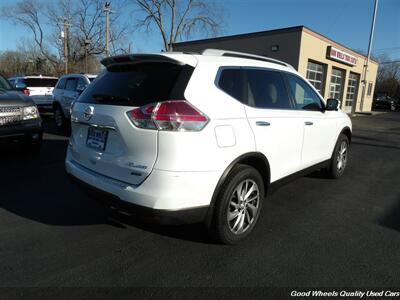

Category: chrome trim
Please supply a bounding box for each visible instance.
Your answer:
[71,119,117,130]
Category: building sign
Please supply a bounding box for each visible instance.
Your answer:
[327,46,357,66]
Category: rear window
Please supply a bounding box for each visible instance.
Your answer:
[23,78,58,87]
[78,63,193,106]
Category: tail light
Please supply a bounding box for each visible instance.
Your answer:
[22,88,30,96]
[127,100,209,132]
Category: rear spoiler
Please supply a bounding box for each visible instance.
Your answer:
[101,54,193,68]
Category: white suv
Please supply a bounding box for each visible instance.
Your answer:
[66,50,352,244]
[8,76,58,113]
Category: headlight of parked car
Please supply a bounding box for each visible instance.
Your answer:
[22,105,39,120]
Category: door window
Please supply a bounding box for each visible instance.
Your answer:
[244,69,291,109]
[65,78,78,91]
[286,73,323,111]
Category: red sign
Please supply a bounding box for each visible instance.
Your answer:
[327,46,357,66]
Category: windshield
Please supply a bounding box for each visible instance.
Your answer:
[0,75,12,91]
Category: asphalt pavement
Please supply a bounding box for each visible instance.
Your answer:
[0,112,399,293]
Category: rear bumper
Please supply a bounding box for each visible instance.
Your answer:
[0,118,43,140]
[69,174,208,224]
[65,148,221,224]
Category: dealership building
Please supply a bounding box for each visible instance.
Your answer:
[173,26,378,113]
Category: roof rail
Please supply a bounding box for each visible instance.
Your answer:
[201,49,294,69]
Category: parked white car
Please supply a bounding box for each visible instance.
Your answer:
[8,76,58,113]
[66,49,352,244]
[52,73,97,131]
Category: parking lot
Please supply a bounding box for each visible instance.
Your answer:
[0,112,399,288]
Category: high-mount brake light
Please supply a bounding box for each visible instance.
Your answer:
[127,100,209,132]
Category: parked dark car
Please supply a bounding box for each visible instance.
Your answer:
[373,95,400,111]
[0,73,43,150]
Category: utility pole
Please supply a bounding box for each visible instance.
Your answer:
[104,2,113,57]
[84,39,90,73]
[61,18,71,74]
[359,0,378,112]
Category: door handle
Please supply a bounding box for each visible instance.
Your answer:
[305,121,313,126]
[256,121,270,126]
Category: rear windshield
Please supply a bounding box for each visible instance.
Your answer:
[23,78,58,87]
[78,63,193,106]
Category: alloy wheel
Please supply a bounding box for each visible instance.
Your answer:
[227,179,260,235]
[336,141,348,172]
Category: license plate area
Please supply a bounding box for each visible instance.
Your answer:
[86,127,108,151]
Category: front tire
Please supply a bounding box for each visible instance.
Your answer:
[210,164,264,244]
[54,104,66,132]
[327,134,349,179]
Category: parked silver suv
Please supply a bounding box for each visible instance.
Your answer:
[52,73,97,131]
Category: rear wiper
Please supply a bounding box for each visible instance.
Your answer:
[92,93,131,103]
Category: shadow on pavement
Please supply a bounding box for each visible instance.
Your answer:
[0,137,214,243]
[378,196,400,232]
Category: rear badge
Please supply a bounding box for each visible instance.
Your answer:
[84,106,94,121]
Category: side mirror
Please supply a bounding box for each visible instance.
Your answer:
[326,98,339,111]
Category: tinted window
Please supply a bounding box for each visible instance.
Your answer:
[65,78,78,91]
[78,63,192,106]
[286,73,323,111]
[23,78,58,87]
[245,69,291,109]
[0,75,12,90]
[218,69,244,102]
[56,78,67,89]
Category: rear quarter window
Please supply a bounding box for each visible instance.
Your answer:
[217,68,245,103]
[78,63,193,106]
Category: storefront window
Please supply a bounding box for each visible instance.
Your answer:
[306,61,325,94]
[329,68,345,101]
[345,73,359,113]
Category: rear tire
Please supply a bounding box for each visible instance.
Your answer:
[210,164,264,245]
[326,134,349,179]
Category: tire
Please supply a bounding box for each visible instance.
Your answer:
[327,134,349,179]
[210,164,265,245]
[54,104,66,132]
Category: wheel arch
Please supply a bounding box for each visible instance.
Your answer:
[340,126,352,144]
[204,152,271,228]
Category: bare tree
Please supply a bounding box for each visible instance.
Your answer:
[1,0,132,74]
[135,0,223,51]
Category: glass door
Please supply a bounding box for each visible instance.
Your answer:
[345,73,360,113]
[329,68,344,106]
